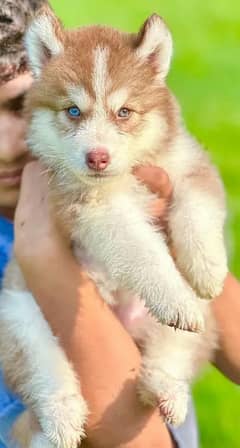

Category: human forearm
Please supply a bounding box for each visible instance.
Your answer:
[20,250,173,448]
[212,273,240,384]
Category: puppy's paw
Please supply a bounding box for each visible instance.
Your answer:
[155,297,204,333]
[158,387,188,427]
[38,393,88,448]
[138,368,189,427]
[192,262,227,300]
[177,251,227,300]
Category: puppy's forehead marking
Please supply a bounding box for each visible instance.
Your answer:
[108,88,129,112]
[92,46,109,102]
[67,85,91,112]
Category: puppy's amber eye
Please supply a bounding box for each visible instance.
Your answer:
[117,107,131,119]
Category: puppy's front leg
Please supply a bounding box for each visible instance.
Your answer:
[169,177,227,299]
[77,194,204,332]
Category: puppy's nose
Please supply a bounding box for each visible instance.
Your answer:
[86,148,110,171]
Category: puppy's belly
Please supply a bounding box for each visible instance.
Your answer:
[74,244,153,338]
[111,291,157,345]
[112,294,148,328]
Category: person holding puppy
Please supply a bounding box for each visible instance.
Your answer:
[0,1,240,447]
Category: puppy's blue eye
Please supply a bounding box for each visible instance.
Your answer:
[67,106,81,117]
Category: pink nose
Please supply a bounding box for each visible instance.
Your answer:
[86,148,110,171]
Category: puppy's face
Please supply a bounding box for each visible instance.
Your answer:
[25,7,178,186]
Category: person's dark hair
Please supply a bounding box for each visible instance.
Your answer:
[0,0,48,85]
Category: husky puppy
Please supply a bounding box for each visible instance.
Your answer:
[0,5,227,447]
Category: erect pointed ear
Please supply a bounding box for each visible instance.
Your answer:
[135,14,173,81]
[25,5,64,78]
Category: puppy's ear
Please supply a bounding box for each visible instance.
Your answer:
[135,14,173,81]
[25,5,64,78]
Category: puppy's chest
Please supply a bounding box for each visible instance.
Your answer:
[73,243,149,330]
[69,185,154,306]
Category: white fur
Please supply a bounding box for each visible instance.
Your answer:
[25,13,63,78]
[108,88,129,112]
[67,85,91,113]
[136,14,173,80]
[72,191,204,331]
[113,296,216,426]
[92,46,109,117]
[169,188,227,298]
[0,290,88,447]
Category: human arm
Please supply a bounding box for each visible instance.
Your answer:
[212,273,240,384]
[14,162,174,448]
[134,168,240,384]
[134,167,240,384]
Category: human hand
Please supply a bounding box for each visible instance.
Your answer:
[14,161,71,271]
[134,165,173,229]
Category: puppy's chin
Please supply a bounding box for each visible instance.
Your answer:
[76,172,120,187]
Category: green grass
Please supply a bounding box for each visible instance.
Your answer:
[50,1,240,446]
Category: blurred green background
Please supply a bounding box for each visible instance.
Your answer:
[50,1,240,446]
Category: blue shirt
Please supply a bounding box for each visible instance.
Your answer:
[0,216,25,447]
